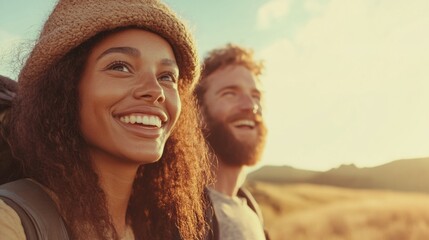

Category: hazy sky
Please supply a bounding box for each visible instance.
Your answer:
[1,0,429,171]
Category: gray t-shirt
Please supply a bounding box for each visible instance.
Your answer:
[208,188,266,240]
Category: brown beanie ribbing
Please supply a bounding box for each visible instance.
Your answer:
[18,0,199,91]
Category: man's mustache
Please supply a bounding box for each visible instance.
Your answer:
[226,111,263,124]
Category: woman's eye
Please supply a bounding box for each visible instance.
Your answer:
[159,73,177,83]
[107,61,131,73]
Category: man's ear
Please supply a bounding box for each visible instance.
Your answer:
[197,103,209,130]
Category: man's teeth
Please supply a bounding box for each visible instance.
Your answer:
[120,115,162,128]
[233,119,255,127]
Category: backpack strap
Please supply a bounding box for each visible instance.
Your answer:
[1,195,38,239]
[0,179,70,240]
[237,188,264,223]
[237,187,271,240]
[204,187,219,240]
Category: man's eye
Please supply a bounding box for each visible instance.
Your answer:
[106,61,131,73]
[222,91,236,97]
[252,94,261,101]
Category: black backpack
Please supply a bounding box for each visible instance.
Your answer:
[0,75,70,239]
[204,187,271,240]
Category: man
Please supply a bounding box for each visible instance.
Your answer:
[0,75,20,185]
[195,44,269,240]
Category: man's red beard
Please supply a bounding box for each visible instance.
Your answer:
[203,108,267,167]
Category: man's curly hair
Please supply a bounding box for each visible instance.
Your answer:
[195,43,264,106]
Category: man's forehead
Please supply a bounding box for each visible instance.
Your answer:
[205,65,262,92]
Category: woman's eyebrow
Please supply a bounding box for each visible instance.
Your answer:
[97,47,140,60]
[160,58,178,68]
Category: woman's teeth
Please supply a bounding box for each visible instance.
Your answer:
[120,115,162,128]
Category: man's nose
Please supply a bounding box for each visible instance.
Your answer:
[239,94,259,114]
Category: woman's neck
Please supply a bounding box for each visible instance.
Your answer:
[94,160,138,237]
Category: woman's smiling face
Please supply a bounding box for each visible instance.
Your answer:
[79,28,181,167]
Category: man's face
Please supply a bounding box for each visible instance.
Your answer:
[202,65,267,166]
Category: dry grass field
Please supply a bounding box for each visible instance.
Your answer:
[246,181,429,240]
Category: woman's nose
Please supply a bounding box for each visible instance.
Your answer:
[132,74,165,103]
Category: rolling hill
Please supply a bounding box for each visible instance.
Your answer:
[247,157,429,193]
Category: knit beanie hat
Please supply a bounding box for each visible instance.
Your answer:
[18,0,199,91]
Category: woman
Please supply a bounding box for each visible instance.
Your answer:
[0,0,211,239]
